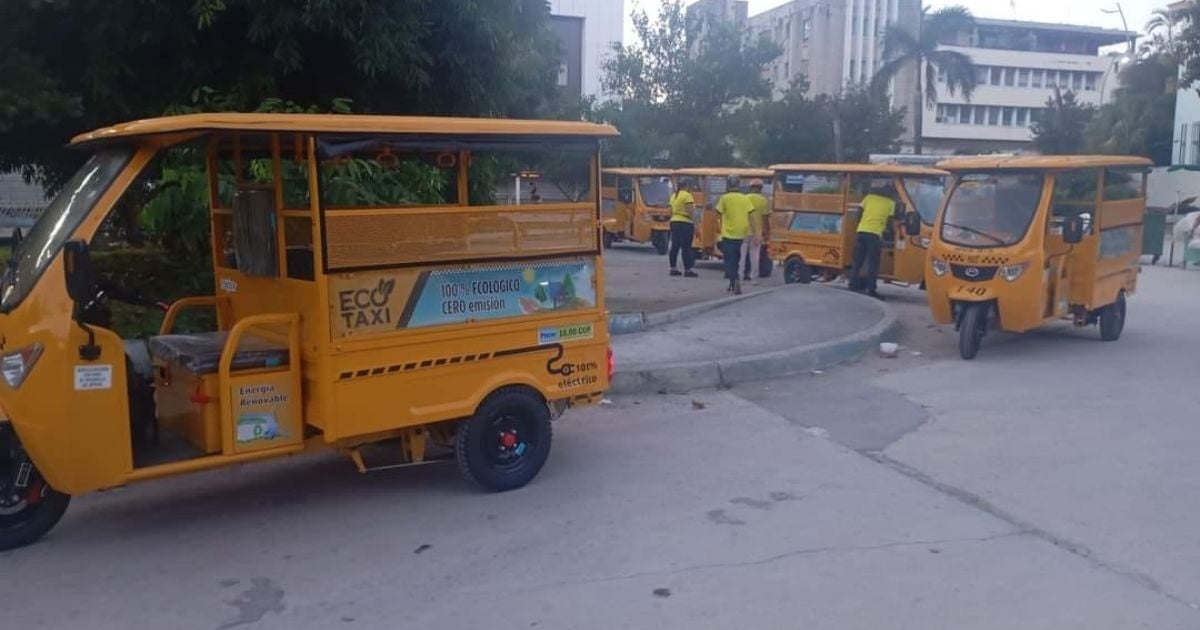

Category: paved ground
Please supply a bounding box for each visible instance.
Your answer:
[604,244,782,314]
[612,285,881,367]
[6,266,1200,629]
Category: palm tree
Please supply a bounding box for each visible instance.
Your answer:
[872,6,978,155]
[1144,7,1181,60]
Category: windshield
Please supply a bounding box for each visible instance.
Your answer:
[1,148,133,311]
[637,177,672,207]
[941,173,1044,248]
[902,176,945,224]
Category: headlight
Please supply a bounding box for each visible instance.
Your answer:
[1,343,43,389]
[999,262,1029,282]
[931,258,949,277]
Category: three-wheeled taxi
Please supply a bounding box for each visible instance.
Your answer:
[672,168,774,259]
[767,164,947,285]
[0,113,618,549]
[600,168,675,254]
[927,155,1151,359]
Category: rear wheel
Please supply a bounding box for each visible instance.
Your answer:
[958,303,987,360]
[652,232,669,255]
[456,387,553,492]
[0,425,70,551]
[783,257,812,284]
[1099,291,1127,342]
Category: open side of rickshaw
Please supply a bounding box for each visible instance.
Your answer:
[600,168,674,254]
[0,113,618,550]
[926,156,1151,359]
[766,164,946,287]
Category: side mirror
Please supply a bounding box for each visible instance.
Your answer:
[63,240,96,305]
[904,211,923,236]
[1062,216,1085,244]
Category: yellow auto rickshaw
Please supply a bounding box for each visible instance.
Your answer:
[600,168,675,254]
[672,168,774,259]
[927,155,1151,359]
[768,164,947,285]
[0,113,617,549]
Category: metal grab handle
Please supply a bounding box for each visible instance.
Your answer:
[217,313,301,456]
[158,296,227,336]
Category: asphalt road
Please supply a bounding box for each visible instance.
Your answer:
[5,265,1200,629]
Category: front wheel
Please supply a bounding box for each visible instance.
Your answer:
[456,387,553,492]
[1099,291,1127,341]
[783,257,812,284]
[958,303,987,360]
[0,426,71,551]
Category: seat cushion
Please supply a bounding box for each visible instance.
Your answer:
[150,331,289,375]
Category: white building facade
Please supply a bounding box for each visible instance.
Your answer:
[923,19,1131,154]
[1170,1,1200,165]
[548,0,625,98]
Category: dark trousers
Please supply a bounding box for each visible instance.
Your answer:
[849,232,882,293]
[720,238,744,283]
[669,221,696,271]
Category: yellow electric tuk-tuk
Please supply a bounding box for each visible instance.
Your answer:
[927,155,1151,359]
[0,113,617,549]
[600,168,675,254]
[768,164,947,285]
[672,168,774,259]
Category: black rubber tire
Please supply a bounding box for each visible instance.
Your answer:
[456,387,553,492]
[602,231,614,249]
[0,427,71,551]
[1099,291,1127,342]
[652,232,669,255]
[958,303,986,361]
[783,257,812,284]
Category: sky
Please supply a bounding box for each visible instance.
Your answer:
[623,0,1165,43]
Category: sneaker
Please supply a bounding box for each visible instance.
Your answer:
[669,269,682,277]
[684,270,698,278]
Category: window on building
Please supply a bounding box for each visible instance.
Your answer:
[976,66,989,85]
[959,106,972,124]
[973,105,986,125]
[1031,69,1043,88]
[1072,72,1083,90]
[938,66,947,83]
[990,67,1002,86]
[1016,108,1029,127]
[784,61,790,77]
[1004,67,1015,86]
[1182,124,1190,164]
[1192,125,1200,165]
[1002,107,1014,126]
[803,18,811,40]
[1018,68,1030,87]
[1046,71,1058,88]
[1084,72,1097,91]
[988,106,1000,125]
[936,104,947,123]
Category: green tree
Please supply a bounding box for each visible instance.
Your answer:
[0,0,565,190]
[598,0,780,166]
[1031,88,1095,155]
[1144,6,1183,62]
[873,6,978,155]
[1085,56,1177,165]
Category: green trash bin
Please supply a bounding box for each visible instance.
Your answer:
[1143,211,1166,264]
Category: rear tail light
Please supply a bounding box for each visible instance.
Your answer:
[606,347,615,382]
[1,343,43,389]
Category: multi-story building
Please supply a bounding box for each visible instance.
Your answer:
[686,0,749,40]
[548,0,625,98]
[923,19,1132,154]
[1169,1,1199,165]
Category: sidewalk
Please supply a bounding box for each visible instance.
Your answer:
[611,285,896,394]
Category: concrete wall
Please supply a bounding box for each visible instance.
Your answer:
[548,0,625,98]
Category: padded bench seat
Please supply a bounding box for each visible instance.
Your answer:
[150,331,289,375]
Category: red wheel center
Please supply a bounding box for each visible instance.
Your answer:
[499,432,518,449]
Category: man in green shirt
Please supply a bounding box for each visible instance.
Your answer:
[715,176,756,294]
[849,182,897,299]
[668,177,699,277]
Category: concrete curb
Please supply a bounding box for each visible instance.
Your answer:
[608,288,781,335]
[610,287,899,395]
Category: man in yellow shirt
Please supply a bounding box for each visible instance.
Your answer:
[668,177,699,278]
[715,176,756,294]
[850,182,897,298]
[743,179,771,283]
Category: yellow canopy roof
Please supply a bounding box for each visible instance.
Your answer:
[770,163,947,176]
[937,155,1152,171]
[602,168,676,176]
[71,113,620,146]
[674,167,773,177]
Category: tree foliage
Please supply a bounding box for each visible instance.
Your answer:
[597,0,780,166]
[0,0,565,189]
[1030,88,1095,155]
[1084,56,1177,165]
[739,82,906,165]
[873,6,978,154]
